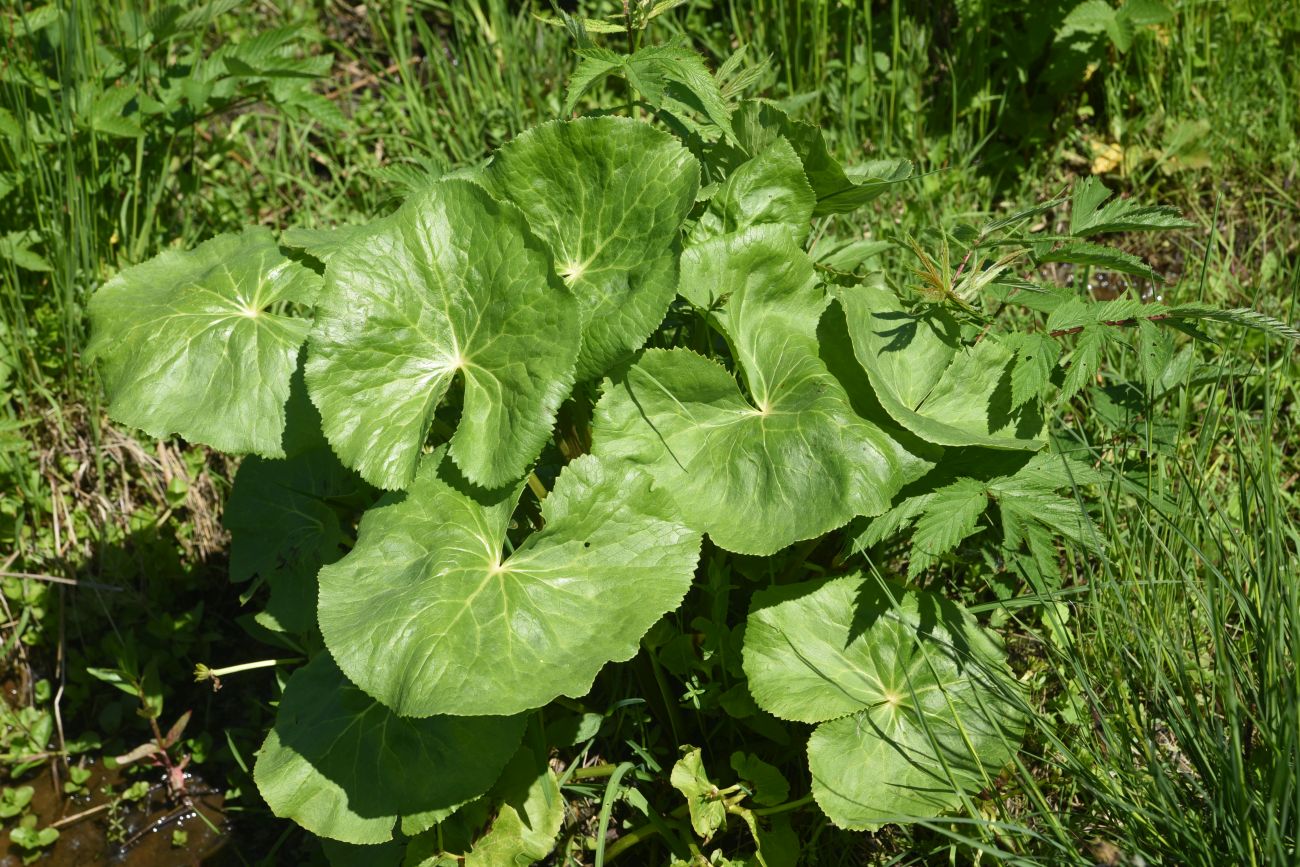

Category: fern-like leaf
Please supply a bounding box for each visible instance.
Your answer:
[1070,176,1195,236]
[907,479,988,577]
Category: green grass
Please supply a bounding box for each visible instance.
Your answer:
[1,1,1297,863]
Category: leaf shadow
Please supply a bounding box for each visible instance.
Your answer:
[913,591,973,671]
[816,302,942,465]
[985,356,1044,440]
[273,655,526,823]
[616,354,689,472]
[869,305,962,354]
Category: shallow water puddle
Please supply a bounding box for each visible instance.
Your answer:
[0,762,226,866]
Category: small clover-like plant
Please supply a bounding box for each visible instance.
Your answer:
[88,31,1297,864]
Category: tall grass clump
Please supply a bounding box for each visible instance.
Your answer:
[1011,262,1300,864]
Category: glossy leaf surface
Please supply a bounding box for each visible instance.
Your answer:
[688,137,814,246]
[305,179,579,490]
[318,452,700,717]
[594,230,929,555]
[836,283,1044,449]
[732,101,910,216]
[486,117,698,379]
[743,575,1024,829]
[88,227,319,456]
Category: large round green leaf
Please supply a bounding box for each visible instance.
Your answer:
[743,574,1025,830]
[318,451,701,717]
[485,117,699,380]
[305,178,580,490]
[253,655,523,845]
[836,283,1044,450]
[592,228,930,555]
[87,227,320,457]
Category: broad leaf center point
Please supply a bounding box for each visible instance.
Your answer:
[559,261,585,284]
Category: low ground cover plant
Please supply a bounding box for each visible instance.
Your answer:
[83,29,1296,864]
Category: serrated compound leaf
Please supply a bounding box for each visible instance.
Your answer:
[593,230,929,556]
[906,478,988,577]
[1069,176,1194,236]
[672,747,727,839]
[688,137,815,246]
[742,574,1025,830]
[565,45,733,141]
[987,453,1101,551]
[486,117,699,380]
[319,451,701,717]
[1044,295,1150,333]
[253,654,524,845]
[633,43,735,141]
[1038,241,1161,282]
[225,377,376,633]
[836,283,1044,450]
[87,227,320,457]
[1167,304,1300,345]
[1060,325,1108,401]
[305,179,579,490]
[563,48,624,116]
[732,101,910,216]
[1004,332,1061,409]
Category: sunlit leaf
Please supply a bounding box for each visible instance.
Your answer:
[305,178,580,490]
[743,575,1025,829]
[835,283,1045,449]
[88,227,320,457]
[318,451,700,717]
[1069,176,1194,236]
[688,136,815,246]
[671,747,727,839]
[486,117,699,380]
[732,101,910,216]
[593,229,930,555]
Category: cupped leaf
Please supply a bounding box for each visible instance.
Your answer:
[305,179,580,490]
[319,451,701,717]
[688,137,815,246]
[732,101,910,216]
[253,654,524,845]
[836,283,1044,450]
[743,574,1025,830]
[671,747,727,840]
[485,117,699,380]
[225,375,375,634]
[593,230,930,556]
[87,227,320,457]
